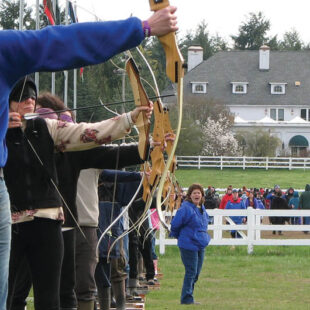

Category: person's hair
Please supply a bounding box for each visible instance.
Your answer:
[276,191,282,197]
[37,92,75,121]
[186,183,205,205]
[37,92,65,110]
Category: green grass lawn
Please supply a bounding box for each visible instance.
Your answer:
[175,168,310,190]
[147,245,310,310]
[25,246,310,310]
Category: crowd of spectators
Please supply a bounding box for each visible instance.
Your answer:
[204,184,310,235]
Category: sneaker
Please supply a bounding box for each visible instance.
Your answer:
[147,279,155,285]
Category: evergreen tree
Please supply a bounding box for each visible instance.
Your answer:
[231,12,271,50]
[0,0,35,30]
[180,20,228,60]
[280,29,304,50]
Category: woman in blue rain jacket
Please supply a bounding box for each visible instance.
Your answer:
[170,183,210,305]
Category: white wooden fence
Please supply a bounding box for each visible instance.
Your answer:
[156,208,310,255]
[176,155,310,170]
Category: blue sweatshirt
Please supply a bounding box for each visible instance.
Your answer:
[170,201,210,251]
[0,18,144,167]
[225,198,246,225]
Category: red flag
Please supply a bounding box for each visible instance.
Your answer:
[79,68,84,82]
[43,0,55,25]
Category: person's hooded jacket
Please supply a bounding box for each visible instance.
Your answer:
[299,184,310,209]
[170,200,210,251]
[289,191,299,209]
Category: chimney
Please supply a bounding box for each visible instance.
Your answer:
[187,46,203,72]
[259,45,270,70]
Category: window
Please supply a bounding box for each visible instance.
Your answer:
[270,83,286,95]
[231,82,248,94]
[191,82,208,94]
[270,108,284,121]
[195,84,204,92]
[300,109,310,121]
[274,85,283,93]
[278,109,284,121]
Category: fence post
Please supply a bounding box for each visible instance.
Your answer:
[198,155,201,169]
[247,207,255,254]
[289,157,292,170]
[266,157,268,170]
[220,156,223,170]
[159,222,166,255]
[213,209,220,241]
[255,211,261,240]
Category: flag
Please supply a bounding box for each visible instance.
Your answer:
[68,1,78,23]
[79,68,84,82]
[43,0,55,25]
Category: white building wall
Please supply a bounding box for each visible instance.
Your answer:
[230,106,302,121]
[233,124,310,155]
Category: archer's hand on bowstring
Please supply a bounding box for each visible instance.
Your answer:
[146,6,178,37]
[130,101,153,124]
[8,112,22,129]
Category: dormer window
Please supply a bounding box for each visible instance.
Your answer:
[270,83,287,95]
[231,82,248,94]
[190,82,208,94]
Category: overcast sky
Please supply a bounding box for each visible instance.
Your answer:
[26,0,310,45]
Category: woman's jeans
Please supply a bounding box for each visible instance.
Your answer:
[179,247,205,304]
[0,178,11,310]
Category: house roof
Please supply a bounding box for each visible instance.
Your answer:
[184,50,310,107]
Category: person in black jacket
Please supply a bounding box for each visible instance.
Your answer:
[270,191,290,235]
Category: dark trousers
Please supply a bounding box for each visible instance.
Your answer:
[60,229,77,309]
[95,258,111,288]
[7,218,64,310]
[10,229,76,310]
[10,258,31,310]
[230,231,242,238]
[129,228,154,280]
[75,227,97,302]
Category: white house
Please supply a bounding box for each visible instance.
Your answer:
[181,46,310,155]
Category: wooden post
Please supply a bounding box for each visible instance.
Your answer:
[247,207,254,254]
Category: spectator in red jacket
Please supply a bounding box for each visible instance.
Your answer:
[219,185,233,209]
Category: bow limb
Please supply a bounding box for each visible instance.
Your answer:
[135,100,166,233]
[125,57,151,161]
[149,0,185,231]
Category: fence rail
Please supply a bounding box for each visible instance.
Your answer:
[156,208,310,255]
[176,155,310,170]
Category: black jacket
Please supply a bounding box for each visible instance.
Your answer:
[5,118,61,212]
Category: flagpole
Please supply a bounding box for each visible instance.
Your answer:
[64,0,69,107]
[35,0,40,91]
[51,0,56,95]
[19,0,24,30]
[73,1,77,119]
